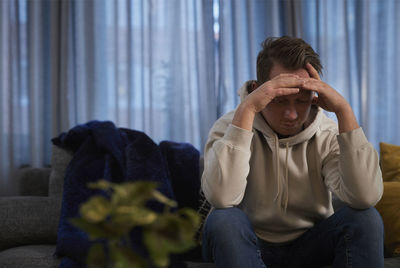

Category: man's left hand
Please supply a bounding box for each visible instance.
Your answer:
[302,63,359,133]
[302,63,350,114]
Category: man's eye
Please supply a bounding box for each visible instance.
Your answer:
[273,99,285,104]
[297,99,310,103]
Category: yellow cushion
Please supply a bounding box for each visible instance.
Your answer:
[375,181,400,256]
[380,142,400,182]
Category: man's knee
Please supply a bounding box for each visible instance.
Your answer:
[203,207,256,242]
[339,206,384,237]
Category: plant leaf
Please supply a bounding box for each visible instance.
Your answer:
[86,243,107,268]
[113,205,158,226]
[143,230,170,267]
[152,190,177,208]
[80,196,111,223]
[69,218,119,240]
[88,179,115,191]
[112,181,158,207]
[144,211,199,267]
[75,180,201,267]
[109,244,148,268]
[177,208,201,228]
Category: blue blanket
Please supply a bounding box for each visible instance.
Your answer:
[52,121,200,267]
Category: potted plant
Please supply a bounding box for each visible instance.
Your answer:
[70,179,200,268]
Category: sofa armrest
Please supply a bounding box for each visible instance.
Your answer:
[0,196,61,250]
[17,167,52,196]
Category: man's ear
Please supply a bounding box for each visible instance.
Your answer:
[252,81,258,91]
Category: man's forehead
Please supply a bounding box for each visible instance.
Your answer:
[269,62,310,79]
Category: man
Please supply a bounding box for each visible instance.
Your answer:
[201,36,384,268]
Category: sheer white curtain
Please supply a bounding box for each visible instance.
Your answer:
[65,0,216,146]
[3,0,400,196]
[0,0,216,196]
[217,0,400,150]
[216,0,288,115]
[291,0,400,150]
[0,0,64,195]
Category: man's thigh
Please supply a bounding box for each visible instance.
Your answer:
[259,207,350,268]
[282,206,383,268]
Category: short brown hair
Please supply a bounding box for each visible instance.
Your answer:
[256,36,322,85]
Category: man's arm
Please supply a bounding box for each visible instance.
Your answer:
[302,63,383,208]
[322,129,383,208]
[302,63,359,133]
[201,115,254,208]
[232,74,305,131]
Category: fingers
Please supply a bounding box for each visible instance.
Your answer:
[257,73,299,87]
[256,73,311,102]
[275,73,299,77]
[306,63,321,80]
[301,78,321,93]
[269,74,305,89]
[274,87,300,97]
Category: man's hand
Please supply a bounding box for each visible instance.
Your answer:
[302,63,348,114]
[245,74,303,113]
[302,63,359,133]
[232,74,303,131]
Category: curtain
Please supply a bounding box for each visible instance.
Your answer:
[217,0,400,150]
[65,0,216,147]
[217,0,287,116]
[0,0,215,196]
[0,0,63,195]
[292,0,400,150]
[2,0,400,195]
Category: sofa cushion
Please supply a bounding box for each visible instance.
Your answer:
[0,245,60,268]
[48,145,73,198]
[380,142,400,182]
[17,167,51,196]
[375,181,400,257]
[377,142,400,257]
[384,257,400,267]
[0,196,60,251]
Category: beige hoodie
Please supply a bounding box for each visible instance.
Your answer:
[201,81,383,243]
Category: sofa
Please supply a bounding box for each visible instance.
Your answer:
[1,142,400,267]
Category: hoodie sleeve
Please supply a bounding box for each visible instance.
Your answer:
[323,127,383,209]
[201,117,254,208]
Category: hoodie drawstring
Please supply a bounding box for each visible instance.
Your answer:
[273,137,290,212]
[274,137,280,202]
[283,142,289,211]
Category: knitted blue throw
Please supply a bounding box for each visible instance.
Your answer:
[52,121,200,268]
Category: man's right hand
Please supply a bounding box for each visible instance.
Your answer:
[232,74,304,131]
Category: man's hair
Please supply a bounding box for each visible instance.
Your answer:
[256,36,323,85]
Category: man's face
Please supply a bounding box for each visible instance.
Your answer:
[260,62,313,137]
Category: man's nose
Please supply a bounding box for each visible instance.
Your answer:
[283,105,298,120]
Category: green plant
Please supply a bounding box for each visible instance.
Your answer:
[70,180,201,268]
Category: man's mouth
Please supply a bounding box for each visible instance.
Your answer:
[282,122,297,128]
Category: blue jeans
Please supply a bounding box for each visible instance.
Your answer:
[202,206,384,268]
